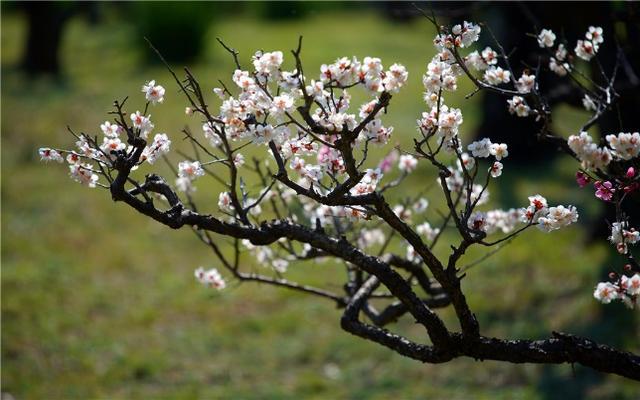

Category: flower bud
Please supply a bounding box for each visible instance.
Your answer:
[626,167,635,178]
[624,264,632,272]
[609,272,617,280]
[575,171,589,187]
[623,183,639,193]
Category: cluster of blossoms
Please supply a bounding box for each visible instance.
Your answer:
[416,23,485,152]
[465,46,497,72]
[318,55,408,94]
[484,66,511,86]
[241,239,290,273]
[590,179,639,307]
[568,129,639,308]
[197,51,410,202]
[467,208,521,235]
[568,131,640,172]
[194,267,226,290]
[522,195,579,233]
[430,21,481,50]
[467,195,578,236]
[496,26,609,119]
[606,132,640,161]
[594,272,640,308]
[540,27,609,114]
[538,26,603,76]
[609,221,640,255]
[467,138,508,160]
[575,26,604,61]
[42,80,172,190]
[38,148,64,163]
[568,130,638,306]
[441,25,514,89]
[466,138,508,178]
[568,132,639,202]
[506,96,530,117]
[537,29,569,77]
[567,131,613,170]
[140,133,171,165]
[418,24,581,245]
[39,21,636,311]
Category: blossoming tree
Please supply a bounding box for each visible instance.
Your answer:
[39,14,639,379]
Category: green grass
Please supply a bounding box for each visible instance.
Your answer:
[2,7,638,399]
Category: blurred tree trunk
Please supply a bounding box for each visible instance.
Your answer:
[21,2,73,76]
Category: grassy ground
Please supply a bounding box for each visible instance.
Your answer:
[2,7,639,399]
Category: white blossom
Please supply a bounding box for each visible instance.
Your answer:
[130,111,154,138]
[481,47,498,66]
[489,161,503,178]
[69,163,98,187]
[272,259,289,273]
[100,137,126,157]
[416,222,440,242]
[575,40,596,61]
[141,133,171,165]
[38,148,64,163]
[537,29,556,48]
[194,267,226,290]
[100,121,121,138]
[218,192,234,213]
[549,57,570,76]
[624,274,640,296]
[270,94,295,116]
[586,26,604,45]
[568,131,612,170]
[142,80,165,104]
[593,282,618,304]
[490,143,509,160]
[605,132,640,160]
[555,44,568,61]
[178,160,205,179]
[468,138,492,158]
[465,50,487,71]
[253,51,284,75]
[507,96,530,117]
[454,21,481,48]
[516,73,535,94]
[398,154,418,173]
[484,66,511,85]
[458,152,475,171]
[536,205,579,232]
[233,153,245,167]
[383,63,409,93]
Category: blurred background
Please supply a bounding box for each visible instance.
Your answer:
[2,1,639,399]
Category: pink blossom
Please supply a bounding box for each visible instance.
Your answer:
[575,171,590,187]
[378,151,398,173]
[594,180,615,201]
